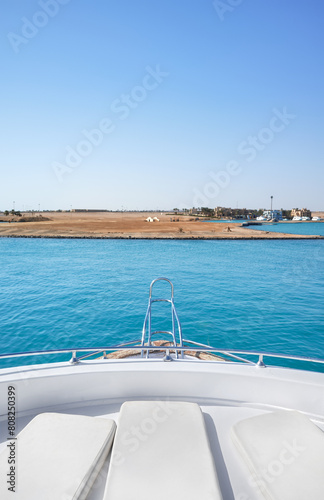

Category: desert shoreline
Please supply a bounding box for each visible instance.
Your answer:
[0,234,323,240]
[0,211,323,240]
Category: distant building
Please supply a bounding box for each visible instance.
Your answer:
[189,208,202,215]
[291,208,311,218]
[215,207,232,218]
[214,207,257,219]
[262,210,283,220]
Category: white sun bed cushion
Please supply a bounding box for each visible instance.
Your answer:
[0,412,116,500]
[103,401,223,500]
[231,410,324,500]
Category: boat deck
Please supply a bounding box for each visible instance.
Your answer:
[0,400,268,500]
[0,360,324,500]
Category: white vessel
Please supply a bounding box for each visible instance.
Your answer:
[312,216,321,221]
[1,278,324,500]
[292,216,302,221]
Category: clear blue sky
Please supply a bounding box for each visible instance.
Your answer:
[1,0,323,211]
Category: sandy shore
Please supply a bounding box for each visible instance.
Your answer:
[0,212,323,240]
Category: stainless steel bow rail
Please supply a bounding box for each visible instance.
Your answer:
[1,278,324,371]
[140,277,184,360]
[1,344,324,371]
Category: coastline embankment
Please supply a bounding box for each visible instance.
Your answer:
[0,212,323,240]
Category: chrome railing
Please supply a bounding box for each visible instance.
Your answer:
[140,278,184,359]
[0,342,324,371]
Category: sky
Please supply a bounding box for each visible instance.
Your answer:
[1,0,323,211]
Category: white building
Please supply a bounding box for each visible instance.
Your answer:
[261,210,283,220]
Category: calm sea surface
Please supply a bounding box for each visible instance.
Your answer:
[248,222,324,236]
[0,238,323,371]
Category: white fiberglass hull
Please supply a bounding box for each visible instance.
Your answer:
[1,358,324,500]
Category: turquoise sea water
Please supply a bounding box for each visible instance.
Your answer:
[0,238,323,371]
[247,222,324,236]
[209,219,249,224]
